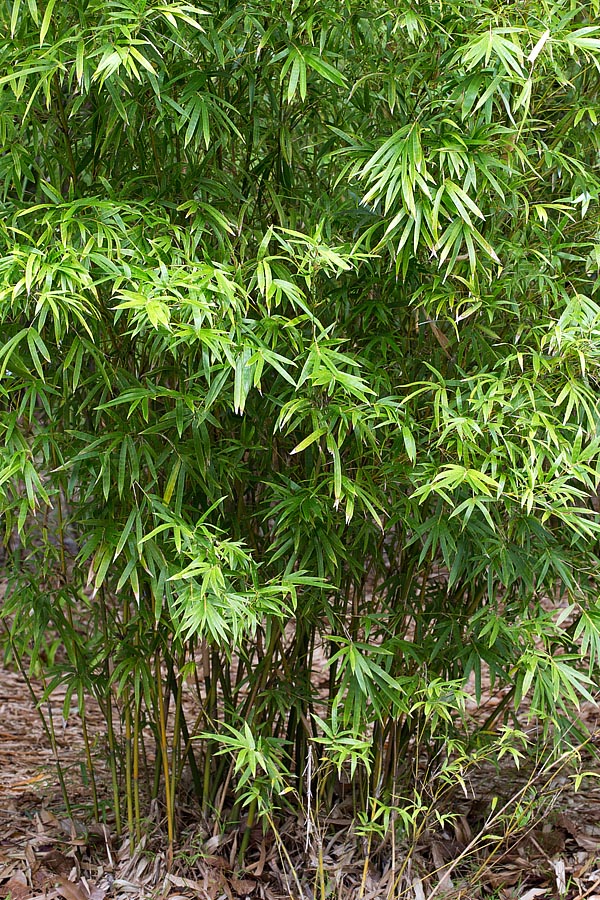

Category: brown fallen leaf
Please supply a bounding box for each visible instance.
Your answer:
[245,839,267,877]
[556,814,600,852]
[166,873,205,892]
[53,878,89,900]
[486,859,530,889]
[81,881,106,900]
[230,876,255,894]
[39,851,73,876]
[38,810,61,829]
[202,855,230,869]
[0,872,29,900]
[430,841,453,893]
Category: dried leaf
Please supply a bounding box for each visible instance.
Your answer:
[0,872,29,900]
[518,890,547,900]
[40,850,73,875]
[552,859,567,897]
[230,876,255,894]
[412,877,426,900]
[54,878,89,900]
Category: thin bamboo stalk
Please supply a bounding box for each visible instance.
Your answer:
[156,652,174,861]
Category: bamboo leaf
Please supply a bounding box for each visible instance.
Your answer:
[290,428,326,455]
[39,0,56,43]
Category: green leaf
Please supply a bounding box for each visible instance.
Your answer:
[290,428,326,455]
[39,0,57,44]
[305,51,346,87]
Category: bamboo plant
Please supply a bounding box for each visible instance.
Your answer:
[1,0,600,854]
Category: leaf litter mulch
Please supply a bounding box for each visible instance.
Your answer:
[3,665,600,900]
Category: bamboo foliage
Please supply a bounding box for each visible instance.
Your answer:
[1,0,600,849]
